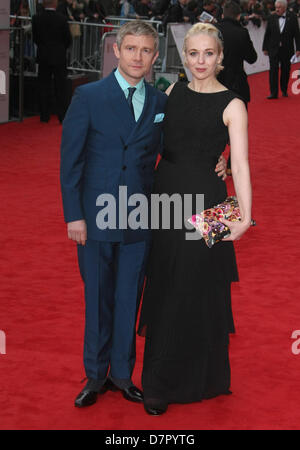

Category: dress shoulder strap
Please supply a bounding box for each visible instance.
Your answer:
[171,81,186,92]
[224,90,245,105]
[220,90,246,113]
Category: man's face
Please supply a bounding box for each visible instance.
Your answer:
[113,34,158,85]
[275,3,286,15]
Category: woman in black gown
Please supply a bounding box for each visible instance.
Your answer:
[138,22,252,415]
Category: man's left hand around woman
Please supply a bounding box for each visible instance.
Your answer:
[215,154,227,180]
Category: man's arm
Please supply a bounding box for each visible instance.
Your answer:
[262,17,271,53]
[60,87,90,244]
[243,29,257,64]
[215,154,227,181]
[292,14,300,52]
[62,16,72,48]
[31,15,39,45]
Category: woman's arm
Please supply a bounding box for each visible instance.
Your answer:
[222,98,252,240]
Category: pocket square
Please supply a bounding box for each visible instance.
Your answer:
[154,113,165,123]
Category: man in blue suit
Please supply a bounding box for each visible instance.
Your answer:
[60,20,226,408]
[61,21,167,407]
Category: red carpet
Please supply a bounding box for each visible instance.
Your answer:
[1,67,300,430]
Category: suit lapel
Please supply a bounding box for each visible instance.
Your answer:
[275,15,281,34]
[282,13,290,33]
[276,13,289,35]
[126,82,157,141]
[103,72,158,144]
[105,71,137,143]
[137,82,156,127]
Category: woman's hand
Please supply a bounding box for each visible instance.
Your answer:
[220,218,251,241]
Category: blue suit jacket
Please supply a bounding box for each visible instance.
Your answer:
[60,71,167,243]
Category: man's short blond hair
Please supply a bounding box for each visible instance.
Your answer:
[116,20,159,53]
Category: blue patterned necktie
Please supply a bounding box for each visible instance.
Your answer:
[127,87,136,118]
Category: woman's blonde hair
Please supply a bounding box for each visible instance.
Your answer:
[182,23,224,74]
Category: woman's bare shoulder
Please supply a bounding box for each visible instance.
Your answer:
[223,97,248,127]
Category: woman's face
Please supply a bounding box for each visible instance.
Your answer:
[185,34,222,82]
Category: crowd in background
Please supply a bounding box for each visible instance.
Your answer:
[10,0,300,28]
[9,0,300,106]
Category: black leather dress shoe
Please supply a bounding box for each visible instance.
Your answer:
[75,390,98,408]
[105,378,143,402]
[74,378,104,408]
[122,385,144,403]
[144,399,168,416]
[282,92,288,97]
[267,95,278,99]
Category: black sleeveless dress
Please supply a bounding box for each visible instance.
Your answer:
[138,82,240,404]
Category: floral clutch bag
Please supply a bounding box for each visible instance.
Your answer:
[187,196,255,248]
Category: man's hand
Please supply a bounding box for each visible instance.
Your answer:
[215,154,227,181]
[263,50,268,55]
[67,220,87,246]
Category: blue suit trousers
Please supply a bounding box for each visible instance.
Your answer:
[77,239,149,381]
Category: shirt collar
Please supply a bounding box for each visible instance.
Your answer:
[114,68,144,94]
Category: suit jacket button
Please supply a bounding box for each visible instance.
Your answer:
[124,145,128,150]
[122,165,127,170]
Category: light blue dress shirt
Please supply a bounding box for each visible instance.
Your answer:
[114,69,145,121]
